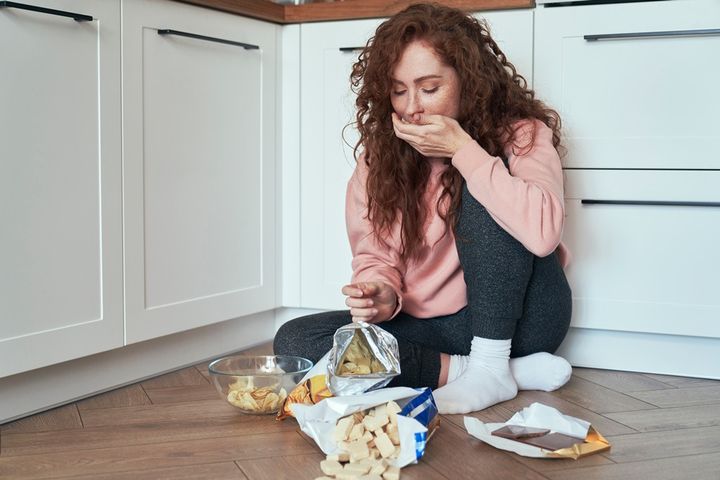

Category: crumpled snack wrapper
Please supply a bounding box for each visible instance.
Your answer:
[291,387,438,468]
[464,402,611,459]
[276,373,333,420]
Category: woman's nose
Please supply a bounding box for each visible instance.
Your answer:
[406,91,423,119]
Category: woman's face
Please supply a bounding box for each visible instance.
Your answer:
[390,40,462,124]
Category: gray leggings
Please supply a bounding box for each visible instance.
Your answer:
[274,183,572,389]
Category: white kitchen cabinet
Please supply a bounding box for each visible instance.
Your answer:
[0,0,123,377]
[563,170,720,339]
[122,0,278,343]
[298,10,535,310]
[535,0,720,169]
[535,0,720,377]
[298,18,384,310]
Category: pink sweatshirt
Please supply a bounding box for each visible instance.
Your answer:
[346,119,569,319]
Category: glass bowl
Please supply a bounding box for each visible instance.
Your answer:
[208,355,313,415]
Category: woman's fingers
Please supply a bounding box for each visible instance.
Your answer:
[392,114,454,157]
[350,307,378,322]
[341,284,365,297]
[345,296,374,308]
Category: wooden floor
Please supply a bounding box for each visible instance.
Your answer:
[2,342,720,480]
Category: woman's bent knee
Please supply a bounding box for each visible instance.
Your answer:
[272,311,351,363]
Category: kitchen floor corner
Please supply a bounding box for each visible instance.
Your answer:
[1,342,719,479]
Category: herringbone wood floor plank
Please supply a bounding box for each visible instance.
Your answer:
[55,462,247,480]
[2,344,720,480]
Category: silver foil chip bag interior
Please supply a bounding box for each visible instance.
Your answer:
[327,321,401,396]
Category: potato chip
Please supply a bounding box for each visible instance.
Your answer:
[337,331,387,376]
[226,378,287,413]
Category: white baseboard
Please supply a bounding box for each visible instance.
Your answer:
[556,327,720,379]
[0,311,277,424]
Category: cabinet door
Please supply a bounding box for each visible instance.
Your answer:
[123,0,278,343]
[563,170,720,339]
[535,0,720,169]
[476,10,534,87]
[0,0,122,377]
[299,19,385,309]
[299,11,534,310]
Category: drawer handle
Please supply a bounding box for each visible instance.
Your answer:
[582,199,720,208]
[339,47,364,53]
[157,29,259,50]
[0,1,93,21]
[584,29,720,42]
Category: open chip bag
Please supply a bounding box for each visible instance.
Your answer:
[328,321,401,395]
[464,402,611,459]
[277,322,400,419]
[291,386,439,468]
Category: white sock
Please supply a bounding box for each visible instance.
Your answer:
[433,337,517,414]
[510,352,572,391]
[447,351,572,392]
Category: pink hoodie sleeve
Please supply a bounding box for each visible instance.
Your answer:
[346,161,405,317]
[451,119,565,257]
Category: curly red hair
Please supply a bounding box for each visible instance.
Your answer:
[349,3,563,263]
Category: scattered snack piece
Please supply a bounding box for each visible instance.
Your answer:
[334,416,356,442]
[317,401,406,479]
[374,432,396,459]
[347,439,370,462]
[349,423,365,441]
[328,453,350,463]
[344,463,371,475]
[386,423,400,446]
[226,377,287,413]
[320,460,344,476]
[363,413,389,432]
[386,401,402,414]
[383,465,401,480]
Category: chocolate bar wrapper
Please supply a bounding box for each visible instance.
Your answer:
[464,402,611,459]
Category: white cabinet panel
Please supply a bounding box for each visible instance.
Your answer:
[299,10,534,310]
[476,10,534,86]
[123,0,277,343]
[299,18,385,310]
[0,0,122,377]
[535,0,720,169]
[563,170,720,339]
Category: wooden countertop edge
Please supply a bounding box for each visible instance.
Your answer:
[176,0,535,24]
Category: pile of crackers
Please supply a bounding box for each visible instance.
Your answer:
[316,400,404,480]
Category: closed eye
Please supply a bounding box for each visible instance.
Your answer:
[422,87,439,94]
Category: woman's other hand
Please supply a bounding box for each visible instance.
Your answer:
[341,281,397,324]
[392,112,472,158]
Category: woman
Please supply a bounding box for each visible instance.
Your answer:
[275,3,573,414]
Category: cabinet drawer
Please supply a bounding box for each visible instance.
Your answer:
[536,0,720,169]
[563,170,720,338]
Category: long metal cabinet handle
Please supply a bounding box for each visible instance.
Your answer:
[157,29,259,50]
[581,199,720,208]
[584,29,720,42]
[339,47,364,52]
[0,1,93,21]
